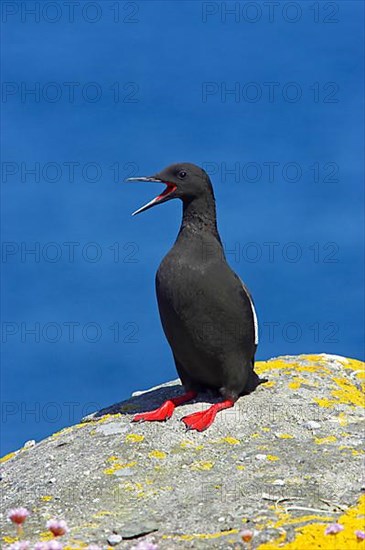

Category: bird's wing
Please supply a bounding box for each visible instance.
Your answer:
[237,276,259,345]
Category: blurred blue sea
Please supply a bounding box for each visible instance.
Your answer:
[1,0,364,454]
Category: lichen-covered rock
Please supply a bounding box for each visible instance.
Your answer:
[1,354,364,549]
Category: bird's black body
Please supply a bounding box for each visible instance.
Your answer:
[156,203,259,401]
[129,163,260,404]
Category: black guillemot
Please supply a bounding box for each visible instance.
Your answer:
[126,163,262,431]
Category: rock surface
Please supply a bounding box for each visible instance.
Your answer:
[1,354,364,549]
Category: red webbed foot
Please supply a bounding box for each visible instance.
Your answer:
[133,400,175,422]
[181,399,234,432]
[132,391,197,423]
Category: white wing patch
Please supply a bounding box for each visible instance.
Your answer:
[239,278,259,345]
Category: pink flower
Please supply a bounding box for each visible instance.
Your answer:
[241,529,254,542]
[8,542,30,550]
[355,530,365,540]
[33,543,63,550]
[46,519,69,537]
[7,508,30,525]
[325,523,344,535]
[45,542,63,550]
[130,541,159,550]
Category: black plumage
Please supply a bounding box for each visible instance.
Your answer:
[127,163,262,431]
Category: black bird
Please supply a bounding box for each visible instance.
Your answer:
[126,163,262,431]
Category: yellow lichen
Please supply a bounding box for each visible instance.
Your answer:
[313,398,336,408]
[149,450,167,459]
[92,510,113,518]
[314,436,337,445]
[338,412,348,426]
[303,354,331,363]
[63,540,90,549]
[180,440,203,450]
[94,413,122,424]
[288,378,306,390]
[258,494,365,550]
[277,433,294,439]
[256,359,293,373]
[277,514,334,528]
[267,455,279,461]
[39,531,54,541]
[40,495,53,502]
[51,422,85,437]
[103,461,137,474]
[74,421,89,429]
[125,434,144,443]
[49,422,87,440]
[220,436,240,445]
[256,358,332,377]
[180,440,195,448]
[51,426,73,438]
[190,460,214,471]
[0,451,16,463]
[342,357,364,371]
[104,467,117,475]
[331,377,365,407]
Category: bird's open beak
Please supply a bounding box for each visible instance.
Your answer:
[126,176,177,216]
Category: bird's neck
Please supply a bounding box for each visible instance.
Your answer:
[179,193,222,243]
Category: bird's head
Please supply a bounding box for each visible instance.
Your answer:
[126,163,213,216]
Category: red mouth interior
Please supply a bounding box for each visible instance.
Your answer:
[155,182,177,201]
[132,180,178,215]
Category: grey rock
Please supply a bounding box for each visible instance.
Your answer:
[273,479,285,486]
[23,439,36,448]
[306,421,321,430]
[107,533,122,545]
[120,519,159,539]
[0,354,363,550]
[95,422,129,436]
[255,454,267,460]
[114,468,135,477]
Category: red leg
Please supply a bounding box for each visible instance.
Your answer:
[132,391,197,423]
[181,399,234,432]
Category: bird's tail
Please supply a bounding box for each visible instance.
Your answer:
[243,359,268,394]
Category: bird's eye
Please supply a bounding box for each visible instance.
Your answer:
[178,170,187,179]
